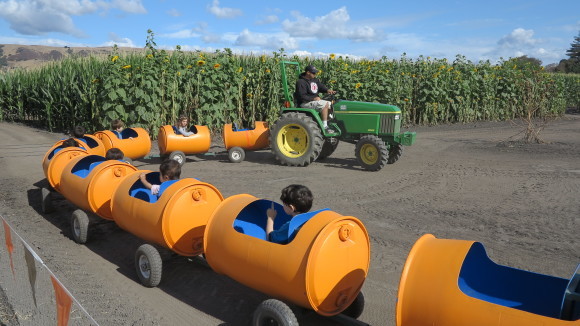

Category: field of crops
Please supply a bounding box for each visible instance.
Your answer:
[1,31,579,135]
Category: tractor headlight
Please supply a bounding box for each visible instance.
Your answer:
[394,114,400,120]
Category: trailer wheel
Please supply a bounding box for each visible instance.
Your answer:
[252,299,298,326]
[135,244,162,287]
[270,112,323,167]
[228,147,245,163]
[318,137,339,160]
[342,291,365,319]
[387,143,403,164]
[70,209,89,244]
[355,135,388,171]
[168,150,186,166]
[41,187,53,213]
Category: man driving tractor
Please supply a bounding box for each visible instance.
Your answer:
[294,65,336,134]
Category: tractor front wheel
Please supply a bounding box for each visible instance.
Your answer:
[318,137,339,160]
[355,135,388,171]
[387,143,403,164]
[270,112,323,167]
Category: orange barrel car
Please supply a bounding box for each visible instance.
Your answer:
[396,234,580,326]
[110,171,224,287]
[94,128,151,161]
[157,125,211,166]
[59,154,138,243]
[204,194,370,324]
[40,144,89,213]
[222,121,270,163]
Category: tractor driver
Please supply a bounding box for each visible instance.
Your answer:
[294,65,336,134]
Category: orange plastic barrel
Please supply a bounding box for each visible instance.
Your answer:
[396,234,579,326]
[111,172,223,256]
[204,194,370,316]
[42,146,89,191]
[94,128,151,159]
[223,122,270,150]
[157,125,211,155]
[59,155,138,220]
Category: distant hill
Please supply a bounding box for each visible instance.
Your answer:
[0,44,143,70]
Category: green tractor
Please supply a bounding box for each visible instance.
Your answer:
[270,61,416,171]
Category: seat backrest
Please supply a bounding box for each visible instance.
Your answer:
[233,200,290,240]
[286,208,329,242]
[71,155,106,178]
[561,264,580,321]
[157,179,179,198]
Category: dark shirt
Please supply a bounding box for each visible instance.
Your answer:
[294,73,329,106]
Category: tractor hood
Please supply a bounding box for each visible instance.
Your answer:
[334,101,401,114]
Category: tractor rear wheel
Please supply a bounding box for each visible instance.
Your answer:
[270,112,323,166]
[355,135,388,171]
[387,143,403,164]
[318,137,339,160]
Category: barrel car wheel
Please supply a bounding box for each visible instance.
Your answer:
[252,299,298,326]
[228,146,245,163]
[135,244,163,288]
[70,209,89,244]
[41,187,53,213]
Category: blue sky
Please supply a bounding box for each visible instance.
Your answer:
[0,0,578,65]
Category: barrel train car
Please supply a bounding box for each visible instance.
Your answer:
[40,140,369,325]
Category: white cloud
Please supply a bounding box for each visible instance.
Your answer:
[101,37,137,48]
[0,0,146,37]
[497,28,539,49]
[235,29,298,50]
[166,8,181,17]
[256,15,279,25]
[483,28,564,63]
[282,7,381,42]
[207,0,242,19]
[160,29,200,39]
[110,0,146,14]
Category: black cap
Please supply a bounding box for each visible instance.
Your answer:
[305,65,318,74]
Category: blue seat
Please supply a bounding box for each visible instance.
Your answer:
[286,208,329,242]
[112,130,122,139]
[232,199,328,243]
[80,136,99,148]
[233,220,267,240]
[158,179,179,197]
[131,188,157,203]
[71,155,106,179]
[458,242,569,318]
[121,128,138,138]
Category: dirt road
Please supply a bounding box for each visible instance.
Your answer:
[0,115,578,325]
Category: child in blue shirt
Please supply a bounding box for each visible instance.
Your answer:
[266,184,313,244]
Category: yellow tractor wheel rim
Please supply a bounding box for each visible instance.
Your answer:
[277,124,309,158]
[360,143,378,165]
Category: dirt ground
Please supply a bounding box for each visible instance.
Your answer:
[0,114,578,326]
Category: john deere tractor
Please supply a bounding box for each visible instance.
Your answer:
[270,61,416,171]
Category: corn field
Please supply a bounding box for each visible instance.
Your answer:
[1,31,579,136]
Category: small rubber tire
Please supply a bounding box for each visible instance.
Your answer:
[135,244,163,288]
[122,156,133,165]
[41,187,53,213]
[342,291,365,319]
[355,135,388,171]
[70,209,89,244]
[228,147,245,163]
[168,151,186,166]
[252,299,298,326]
